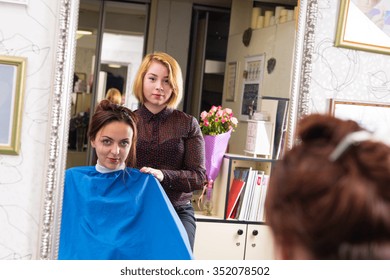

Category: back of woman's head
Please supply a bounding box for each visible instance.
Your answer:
[88,100,138,167]
[265,113,390,259]
[105,88,122,105]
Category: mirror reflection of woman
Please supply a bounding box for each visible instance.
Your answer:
[59,100,192,260]
[105,87,122,105]
[132,52,207,250]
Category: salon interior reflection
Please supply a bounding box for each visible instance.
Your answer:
[67,0,231,169]
[67,0,298,168]
[67,0,148,168]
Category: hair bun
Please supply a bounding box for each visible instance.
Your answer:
[298,114,361,146]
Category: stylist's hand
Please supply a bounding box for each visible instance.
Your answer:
[140,166,164,182]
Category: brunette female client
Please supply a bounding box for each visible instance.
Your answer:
[59,100,192,260]
[265,114,390,259]
[132,52,207,250]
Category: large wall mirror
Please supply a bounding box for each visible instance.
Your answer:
[39,0,317,259]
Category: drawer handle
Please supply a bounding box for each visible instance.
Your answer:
[237,229,244,235]
[252,230,258,236]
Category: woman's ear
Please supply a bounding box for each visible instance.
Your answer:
[90,140,95,148]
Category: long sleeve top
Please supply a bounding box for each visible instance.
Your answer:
[135,105,207,207]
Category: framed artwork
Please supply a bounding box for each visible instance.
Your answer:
[240,54,265,120]
[0,55,27,155]
[328,98,390,145]
[335,0,390,55]
[225,61,238,102]
[74,72,87,93]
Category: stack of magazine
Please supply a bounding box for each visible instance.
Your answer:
[225,166,270,222]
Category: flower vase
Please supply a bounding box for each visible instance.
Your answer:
[203,180,214,216]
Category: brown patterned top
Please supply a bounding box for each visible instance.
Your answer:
[135,105,207,207]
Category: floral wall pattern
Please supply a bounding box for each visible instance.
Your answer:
[310,1,390,114]
[0,1,59,259]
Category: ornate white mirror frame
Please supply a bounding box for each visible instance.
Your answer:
[39,0,80,259]
[286,0,317,148]
[38,0,318,259]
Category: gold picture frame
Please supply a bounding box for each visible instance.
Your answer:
[328,98,390,145]
[335,0,390,55]
[0,55,27,155]
[225,61,238,102]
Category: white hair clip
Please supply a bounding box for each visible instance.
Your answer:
[329,130,373,162]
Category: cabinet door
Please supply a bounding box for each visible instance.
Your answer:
[194,222,246,260]
[244,224,275,260]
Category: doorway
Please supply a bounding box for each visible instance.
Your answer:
[184,5,230,118]
[67,0,149,168]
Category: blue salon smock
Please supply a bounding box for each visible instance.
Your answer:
[58,166,193,260]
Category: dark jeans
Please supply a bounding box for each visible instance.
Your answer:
[174,203,196,251]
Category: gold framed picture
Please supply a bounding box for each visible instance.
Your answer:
[0,55,27,155]
[225,61,238,102]
[335,0,390,55]
[328,98,390,145]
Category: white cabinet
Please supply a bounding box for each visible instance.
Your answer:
[194,154,276,260]
[194,222,245,259]
[245,120,273,157]
[244,224,274,260]
[194,221,274,260]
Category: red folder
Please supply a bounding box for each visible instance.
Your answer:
[225,179,246,219]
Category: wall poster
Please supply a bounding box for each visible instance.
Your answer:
[240,54,265,121]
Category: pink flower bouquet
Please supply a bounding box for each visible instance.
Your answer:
[198,106,238,214]
[200,106,238,183]
[200,106,238,136]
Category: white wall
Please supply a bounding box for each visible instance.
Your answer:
[222,0,296,155]
[148,0,193,110]
[0,1,60,259]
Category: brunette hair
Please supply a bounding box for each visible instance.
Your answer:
[105,88,122,105]
[88,100,138,167]
[265,113,390,259]
[132,51,183,108]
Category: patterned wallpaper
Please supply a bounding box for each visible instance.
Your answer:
[310,1,390,114]
[0,1,59,259]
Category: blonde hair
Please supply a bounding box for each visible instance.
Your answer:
[132,52,183,109]
[105,88,122,105]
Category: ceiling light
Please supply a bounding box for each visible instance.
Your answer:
[77,30,93,35]
[108,64,122,69]
[76,30,93,40]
